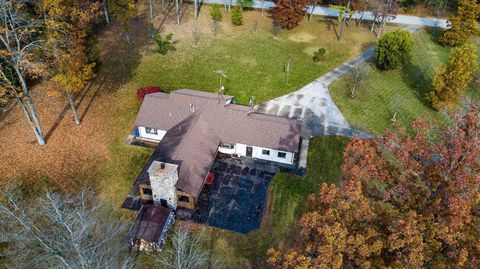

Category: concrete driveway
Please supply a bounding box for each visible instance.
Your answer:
[255,48,376,138]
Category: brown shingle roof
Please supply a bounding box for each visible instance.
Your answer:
[135,90,301,152]
[128,204,173,243]
[129,89,302,201]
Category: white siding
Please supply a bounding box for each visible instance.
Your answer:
[235,143,295,165]
[138,126,167,141]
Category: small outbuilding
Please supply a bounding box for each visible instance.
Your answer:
[127,204,175,252]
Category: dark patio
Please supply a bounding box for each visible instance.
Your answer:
[190,155,279,234]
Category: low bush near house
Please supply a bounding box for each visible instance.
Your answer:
[136,87,161,102]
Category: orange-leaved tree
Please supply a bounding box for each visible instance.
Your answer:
[273,0,308,30]
[268,103,480,268]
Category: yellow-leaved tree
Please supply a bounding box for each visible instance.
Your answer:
[42,0,98,125]
[441,0,480,47]
[429,42,478,110]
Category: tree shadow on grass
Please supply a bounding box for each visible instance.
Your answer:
[424,26,446,46]
[400,62,435,109]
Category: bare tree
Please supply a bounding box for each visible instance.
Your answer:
[103,0,110,23]
[0,1,46,145]
[147,0,155,37]
[156,225,215,269]
[0,187,135,268]
[348,64,370,98]
[285,58,292,85]
[390,93,404,122]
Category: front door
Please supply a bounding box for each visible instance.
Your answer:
[246,146,253,157]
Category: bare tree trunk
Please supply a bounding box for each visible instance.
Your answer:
[194,0,198,19]
[13,89,46,145]
[224,0,228,12]
[370,14,377,31]
[15,67,46,145]
[66,92,80,125]
[357,11,365,26]
[175,0,180,24]
[308,6,316,22]
[161,0,165,14]
[377,17,387,37]
[338,1,351,40]
[261,0,265,17]
[103,0,110,24]
[148,0,155,37]
[125,30,131,43]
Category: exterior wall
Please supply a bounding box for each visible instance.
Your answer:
[176,190,195,209]
[138,126,167,141]
[235,143,295,165]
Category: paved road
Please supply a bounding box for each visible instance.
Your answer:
[198,0,449,28]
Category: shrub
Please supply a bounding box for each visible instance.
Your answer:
[231,7,243,26]
[272,0,308,30]
[312,48,326,62]
[374,29,412,70]
[136,87,161,102]
[210,4,222,22]
[153,33,175,55]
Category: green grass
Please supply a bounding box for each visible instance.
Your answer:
[128,13,382,104]
[330,29,480,134]
[330,29,449,134]
[207,136,349,267]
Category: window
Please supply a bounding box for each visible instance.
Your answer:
[262,149,270,155]
[142,188,152,196]
[277,152,287,159]
[145,127,157,135]
[220,143,234,149]
[179,195,190,203]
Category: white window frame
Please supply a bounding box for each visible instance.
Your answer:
[277,152,287,159]
[146,127,158,135]
[262,149,270,155]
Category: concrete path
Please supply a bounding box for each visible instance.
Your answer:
[198,0,449,28]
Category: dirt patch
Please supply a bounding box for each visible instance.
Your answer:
[288,32,316,43]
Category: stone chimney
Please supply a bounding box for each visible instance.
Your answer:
[147,161,179,209]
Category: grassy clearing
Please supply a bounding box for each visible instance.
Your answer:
[128,9,386,104]
[330,29,480,134]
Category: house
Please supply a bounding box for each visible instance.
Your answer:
[122,89,302,247]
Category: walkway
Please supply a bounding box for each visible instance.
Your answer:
[199,0,449,28]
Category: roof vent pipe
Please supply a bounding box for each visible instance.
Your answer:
[189,104,195,113]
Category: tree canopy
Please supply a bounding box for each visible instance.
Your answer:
[273,0,308,30]
[268,103,480,268]
[442,0,480,47]
[430,42,478,110]
[374,29,412,70]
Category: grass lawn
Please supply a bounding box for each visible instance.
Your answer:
[330,29,480,134]
[126,9,388,104]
